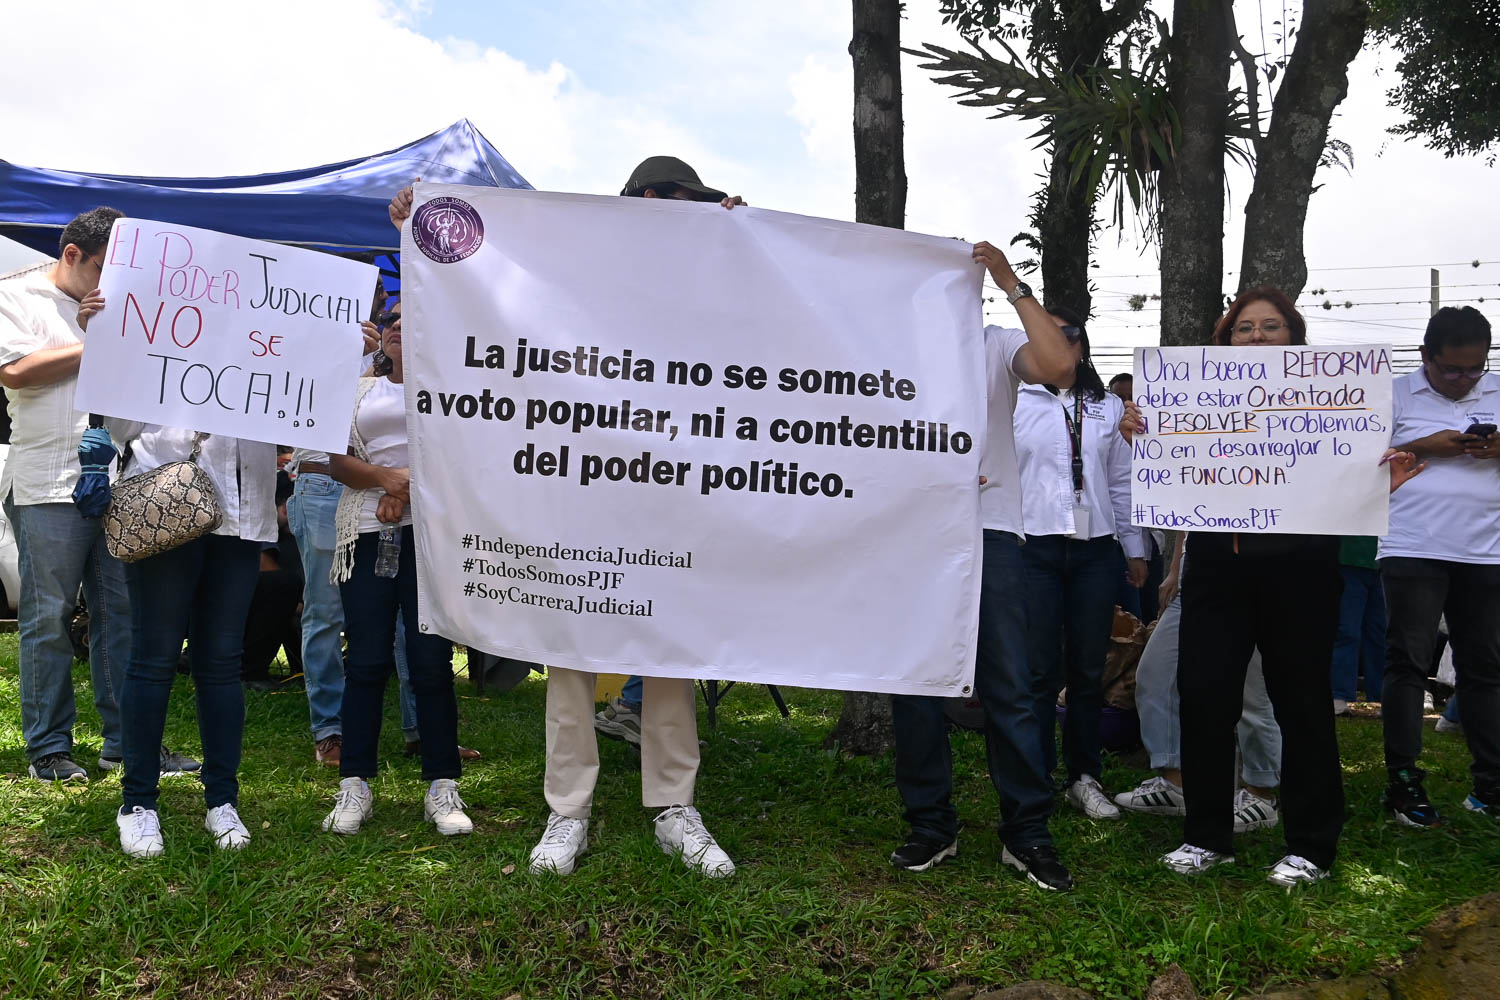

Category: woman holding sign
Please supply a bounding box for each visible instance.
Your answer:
[1159,288,1422,887]
[1013,307,1147,820]
[322,303,474,839]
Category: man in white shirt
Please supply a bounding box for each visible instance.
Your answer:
[0,208,131,781]
[888,242,1079,890]
[1380,306,1500,826]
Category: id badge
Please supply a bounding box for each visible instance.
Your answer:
[1072,504,1092,539]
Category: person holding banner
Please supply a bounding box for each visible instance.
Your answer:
[74,298,273,857]
[1013,306,1147,820]
[321,302,473,838]
[389,159,745,876]
[1161,288,1422,887]
[889,242,1079,891]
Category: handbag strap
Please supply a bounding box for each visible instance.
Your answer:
[189,431,210,462]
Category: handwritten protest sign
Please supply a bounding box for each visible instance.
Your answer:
[1130,344,1393,535]
[404,186,985,696]
[75,219,376,451]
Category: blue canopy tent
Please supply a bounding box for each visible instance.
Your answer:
[0,118,532,295]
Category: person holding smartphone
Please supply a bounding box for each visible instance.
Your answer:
[1378,306,1500,827]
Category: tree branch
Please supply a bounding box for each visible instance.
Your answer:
[1225,0,1263,151]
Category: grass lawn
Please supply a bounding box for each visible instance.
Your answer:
[0,635,1496,999]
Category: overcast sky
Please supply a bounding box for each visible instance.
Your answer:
[3,0,1495,366]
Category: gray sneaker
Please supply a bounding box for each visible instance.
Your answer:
[29,752,88,783]
[593,698,643,747]
[160,746,201,776]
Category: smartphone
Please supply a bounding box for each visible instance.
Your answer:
[1464,422,1497,438]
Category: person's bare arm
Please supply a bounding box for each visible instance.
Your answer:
[0,343,84,390]
[972,242,1071,386]
[329,452,409,501]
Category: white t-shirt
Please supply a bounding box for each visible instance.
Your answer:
[1381,370,1500,564]
[977,325,1029,535]
[0,268,94,505]
[352,377,412,533]
[1014,382,1146,557]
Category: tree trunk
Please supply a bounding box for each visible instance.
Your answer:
[1157,0,1234,346]
[833,0,906,755]
[1037,143,1095,317]
[1237,0,1369,298]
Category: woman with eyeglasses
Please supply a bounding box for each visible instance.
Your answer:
[1013,307,1147,821]
[1159,287,1422,887]
[322,302,474,838]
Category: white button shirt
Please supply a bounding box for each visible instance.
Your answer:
[1014,382,1146,558]
[0,268,95,505]
[978,325,1029,535]
[1381,370,1500,564]
[105,420,278,544]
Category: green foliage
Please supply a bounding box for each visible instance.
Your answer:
[0,639,1496,998]
[1371,0,1500,160]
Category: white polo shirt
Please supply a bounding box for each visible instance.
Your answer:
[1381,370,1500,564]
[978,325,1029,535]
[1014,382,1146,557]
[0,268,92,506]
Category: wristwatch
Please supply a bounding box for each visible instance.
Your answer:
[1006,281,1034,305]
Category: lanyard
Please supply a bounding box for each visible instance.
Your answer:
[1060,391,1085,497]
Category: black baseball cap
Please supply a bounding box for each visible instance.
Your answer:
[620,155,727,202]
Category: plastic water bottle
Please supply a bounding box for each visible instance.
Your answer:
[375,526,401,578]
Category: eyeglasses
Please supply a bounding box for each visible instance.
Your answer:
[1428,360,1488,381]
[377,311,402,328]
[1061,325,1083,343]
[1230,319,1285,342]
[86,255,105,272]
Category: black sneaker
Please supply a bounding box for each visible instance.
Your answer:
[1386,768,1441,828]
[1002,843,1074,891]
[29,752,88,783]
[889,836,958,872]
[160,745,202,776]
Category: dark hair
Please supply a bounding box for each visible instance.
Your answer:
[1108,372,1133,388]
[1212,286,1307,345]
[635,183,680,199]
[1046,304,1106,402]
[1424,306,1491,356]
[58,206,123,257]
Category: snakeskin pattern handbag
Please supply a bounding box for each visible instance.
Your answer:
[105,432,223,562]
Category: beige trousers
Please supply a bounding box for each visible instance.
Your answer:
[544,667,700,818]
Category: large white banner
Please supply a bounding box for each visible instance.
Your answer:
[76,219,375,451]
[404,186,985,696]
[1130,344,1393,535]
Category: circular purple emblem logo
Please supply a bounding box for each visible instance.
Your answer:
[412,197,484,263]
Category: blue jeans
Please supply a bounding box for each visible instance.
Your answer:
[5,496,128,761]
[1331,565,1385,702]
[892,530,1055,850]
[1023,534,1121,783]
[121,534,260,810]
[393,612,419,740]
[286,473,344,740]
[338,528,458,780]
[621,674,643,709]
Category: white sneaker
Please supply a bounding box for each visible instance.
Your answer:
[655,805,735,878]
[1065,775,1121,820]
[204,803,251,851]
[1435,715,1463,734]
[1267,854,1328,888]
[423,779,473,835]
[117,805,165,858]
[528,811,590,874]
[1232,787,1280,833]
[323,777,373,835]
[1114,775,1186,816]
[1160,842,1234,875]
[1333,698,1349,716]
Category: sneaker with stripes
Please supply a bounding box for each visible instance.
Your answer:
[1114,775,1186,816]
[1232,787,1279,833]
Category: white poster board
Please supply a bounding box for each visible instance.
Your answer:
[1130,344,1393,535]
[76,219,375,451]
[404,185,985,696]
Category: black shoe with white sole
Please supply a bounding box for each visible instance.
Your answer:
[1002,843,1074,891]
[1386,768,1441,829]
[889,836,957,872]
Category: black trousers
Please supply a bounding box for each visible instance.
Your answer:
[1381,556,1500,798]
[1177,537,1345,868]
